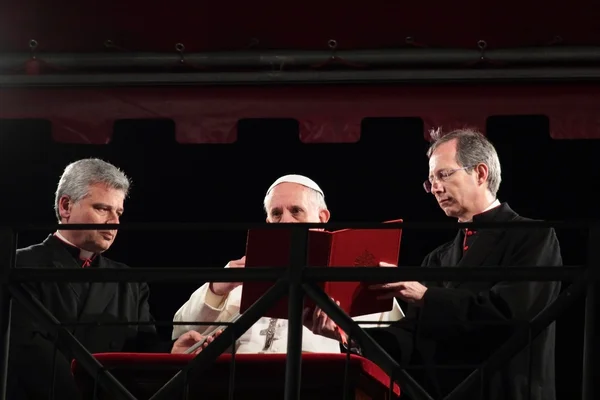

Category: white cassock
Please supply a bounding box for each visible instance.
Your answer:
[172,264,405,354]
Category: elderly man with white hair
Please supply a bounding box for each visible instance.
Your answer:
[172,174,403,353]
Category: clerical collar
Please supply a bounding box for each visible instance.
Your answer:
[460,199,501,223]
[54,231,95,261]
[459,200,501,253]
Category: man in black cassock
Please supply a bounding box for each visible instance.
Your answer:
[366,129,562,400]
[7,159,205,400]
[310,129,562,400]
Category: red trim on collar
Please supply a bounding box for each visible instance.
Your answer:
[53,233,97,267]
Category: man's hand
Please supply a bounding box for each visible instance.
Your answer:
[369,261,428,306]
[302,299,343,342]
[171,329,223,355]
[210,256,246,296]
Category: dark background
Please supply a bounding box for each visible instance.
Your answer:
[1,115,595,399]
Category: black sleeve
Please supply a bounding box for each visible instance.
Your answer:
[417,228,562,340]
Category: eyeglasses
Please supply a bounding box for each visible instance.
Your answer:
[423,166,474,193]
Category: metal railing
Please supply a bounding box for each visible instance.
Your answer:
[4,45,600,87]
[0,220,598,400]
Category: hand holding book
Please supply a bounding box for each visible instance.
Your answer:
[210,256,246,296]
[303,261,400,344]
[172,329,223,355]
[182,313,241,354]
[368,262,428,306]
[302,298,342,341]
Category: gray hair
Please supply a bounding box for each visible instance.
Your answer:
[54,158,131,221]
[427,128,502,197]
[263,186,328,215]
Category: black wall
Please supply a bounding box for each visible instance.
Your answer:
[1,115,595,399]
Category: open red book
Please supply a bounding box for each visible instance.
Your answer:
[239,220,402,318]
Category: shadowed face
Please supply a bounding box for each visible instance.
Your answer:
[265,182,330,223]
[58,183,124,253]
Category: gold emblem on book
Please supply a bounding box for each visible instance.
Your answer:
[354,250,377,266]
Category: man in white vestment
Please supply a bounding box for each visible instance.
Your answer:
[171,174,404,353]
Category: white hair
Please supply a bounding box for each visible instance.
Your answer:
[54,158,130,221]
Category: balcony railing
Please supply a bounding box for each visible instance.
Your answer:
[0,220,597,400]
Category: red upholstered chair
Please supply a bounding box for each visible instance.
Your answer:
[72,353,401,399]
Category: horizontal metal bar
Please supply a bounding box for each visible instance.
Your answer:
[303,266,584,282]
[58,320,242,327]
[3,67,600,88]
[2,47,600,71]
[8,266,586,283]
[7,219,593,232]
[9,267,285,283]
[53,318,527,328]
[86,361,487,372]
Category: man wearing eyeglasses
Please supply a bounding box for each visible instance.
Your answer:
[364,128,563,400]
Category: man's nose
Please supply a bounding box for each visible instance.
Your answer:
[431,180,444,194]
[106,212,120,224]
[280,212,295,223]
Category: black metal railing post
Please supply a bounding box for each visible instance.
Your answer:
[149,279,289,400]
[302,282,434,400]
[8,284,138,400]
[284,226,308,400]
[444,269,590,400]
[0,229,15,400]
[582,224,600,400]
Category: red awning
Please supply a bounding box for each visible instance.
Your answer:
[2,85,599,143]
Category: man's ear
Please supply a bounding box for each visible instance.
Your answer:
[475,163,489,186]
[58,195,72,222]
[319,209,331,223]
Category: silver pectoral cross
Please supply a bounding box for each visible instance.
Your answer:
[259,318,279,351]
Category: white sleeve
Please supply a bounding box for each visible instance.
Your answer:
[172,265,242,339]
[351,298,405,328]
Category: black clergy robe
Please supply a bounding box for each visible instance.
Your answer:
[7,234,172,400]
[364,202,562,400]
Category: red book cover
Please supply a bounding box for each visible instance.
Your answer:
[239,220,402,319]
